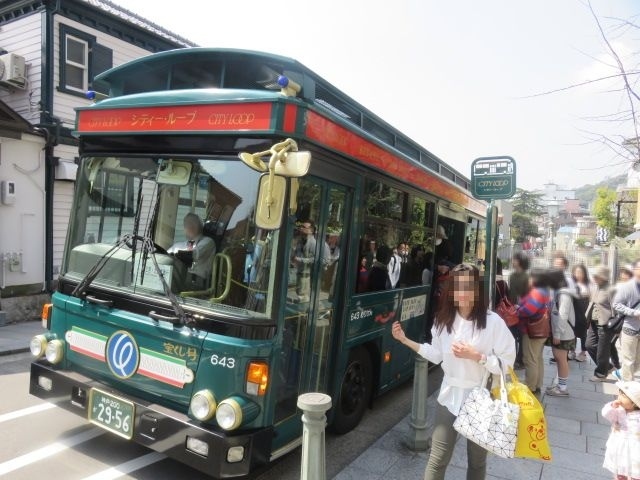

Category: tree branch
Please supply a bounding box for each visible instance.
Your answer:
[588,0,640,162]
[518,71,640,99]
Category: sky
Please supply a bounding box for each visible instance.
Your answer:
[110,0,640,191]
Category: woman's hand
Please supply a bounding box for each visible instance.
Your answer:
[451,341,482,362]
[391,321,407,344]
[552,337,560,345]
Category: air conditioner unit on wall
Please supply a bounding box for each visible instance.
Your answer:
[55,161,78,181]
[0,53,26,90]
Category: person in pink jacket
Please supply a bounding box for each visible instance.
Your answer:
[601,381,640,480]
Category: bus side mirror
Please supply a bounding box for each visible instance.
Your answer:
[157,160,192,186]
[274,151,310,178]
[239,149,311,177]
[255,174,286,230]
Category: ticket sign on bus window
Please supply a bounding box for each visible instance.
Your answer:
[76,103,273,133]
[471,156,516,200]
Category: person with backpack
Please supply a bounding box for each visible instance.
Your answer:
[517,270,552,395]
[546,277,577,396]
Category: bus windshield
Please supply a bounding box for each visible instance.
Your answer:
[62,156,278,317]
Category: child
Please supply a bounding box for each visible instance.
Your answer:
[602,381,640,480]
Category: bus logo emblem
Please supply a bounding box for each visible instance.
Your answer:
[106,331,139,379]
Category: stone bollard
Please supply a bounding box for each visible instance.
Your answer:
[403,353,430,451]
[297,392,332,480]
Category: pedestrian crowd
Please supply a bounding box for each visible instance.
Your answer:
[510,252,640,397]
[390,251,640,480]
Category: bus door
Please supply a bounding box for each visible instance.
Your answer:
[273,177,350,446]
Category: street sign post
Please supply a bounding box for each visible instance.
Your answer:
[471,156,516,200]
[471,156,517,308]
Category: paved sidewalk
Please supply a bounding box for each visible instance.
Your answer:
[0,321,45,356]
[334,348,617,480]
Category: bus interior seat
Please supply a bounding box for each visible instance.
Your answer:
[203,220,223,251]
[180,252,232,302]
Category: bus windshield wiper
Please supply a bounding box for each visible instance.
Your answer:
[71,235,132,299]
[71,233,191,327]
[137,235,191,327]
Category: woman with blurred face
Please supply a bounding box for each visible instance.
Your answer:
[392,264,515,480]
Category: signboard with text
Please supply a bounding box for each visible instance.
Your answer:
[471,156,516,200]
[76,103,273,134]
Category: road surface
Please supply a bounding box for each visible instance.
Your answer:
[0,352,442,479]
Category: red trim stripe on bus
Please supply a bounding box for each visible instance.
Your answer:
[304,110,485,216]
[283,104,297,133]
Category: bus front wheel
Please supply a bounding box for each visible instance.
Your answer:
[331,346,372,434]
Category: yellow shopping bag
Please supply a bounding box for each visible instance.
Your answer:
[492,368,552,461]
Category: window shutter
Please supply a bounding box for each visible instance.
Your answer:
[91,43,113,94]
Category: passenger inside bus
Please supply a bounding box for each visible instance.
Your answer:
[435,224,453,263]
[366,245,392,292]
[357,256,369,293]
[292,220,316,303]
[421,251,434,286]
[321,232,341,296]
[168,213,216,290]
[405,245,426,286]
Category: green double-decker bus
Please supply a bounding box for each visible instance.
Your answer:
[29,48,486,477]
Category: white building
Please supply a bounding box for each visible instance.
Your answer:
[0,102,46,323]
[539,182,576,218]
[0,0,195,319]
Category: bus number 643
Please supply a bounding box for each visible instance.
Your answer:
[210,354,236,369]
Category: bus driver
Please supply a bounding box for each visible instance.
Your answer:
[169,213,216,290]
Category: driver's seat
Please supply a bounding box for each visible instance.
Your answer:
[181,253,232,303]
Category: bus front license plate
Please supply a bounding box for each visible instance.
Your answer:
[88,389,135,440]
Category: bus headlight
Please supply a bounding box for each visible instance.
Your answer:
[190,390,216,421]
[30,335,48,358]
[216,396,260,431]
[45,339,64,364]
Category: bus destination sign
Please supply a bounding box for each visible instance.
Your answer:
[470,156,516,200]
[76,103,272,134]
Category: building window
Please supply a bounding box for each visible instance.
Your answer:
[64,35,88,92]
[59,24,113,97]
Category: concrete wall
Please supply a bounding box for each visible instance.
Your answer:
[0,133,46,293]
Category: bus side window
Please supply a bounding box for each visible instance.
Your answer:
[356,184,436,292]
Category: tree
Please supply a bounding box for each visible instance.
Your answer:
[511,211,539,242]
[511,188,545,217]
[593,187,617,232]
[510,188,545,242]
